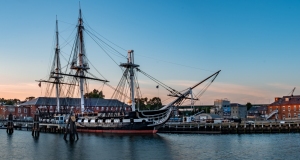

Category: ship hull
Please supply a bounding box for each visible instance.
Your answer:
[77,129,157,134]
[76,122,160,134]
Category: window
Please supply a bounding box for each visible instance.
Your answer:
[270,108,272,112]
[294,113,297,117]
[294,105,296,111]
[288,106,290,111]
[283,115,285,120]
[288,113,291,118]
[18,108,21,113]
[24,108,27,113]
[283,106,285,112]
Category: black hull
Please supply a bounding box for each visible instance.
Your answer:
[76,122,161,134]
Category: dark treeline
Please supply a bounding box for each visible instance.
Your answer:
[0,96,35,105]
[135,97,162,110]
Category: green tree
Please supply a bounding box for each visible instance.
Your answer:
[135,97,148,110]
[84,89,105,98]
[246,102,252,110]
[1,98,20,105]
[25,96,35,101]
[148,97,162,110]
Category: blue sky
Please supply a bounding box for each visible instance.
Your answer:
[0,0,300,105]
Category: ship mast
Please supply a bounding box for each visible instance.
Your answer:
[36,17,63,112]
[70,9,90,113]
[120,50,139,111]
[50,17,62,112]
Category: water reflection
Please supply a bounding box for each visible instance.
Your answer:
[1,130,300,160]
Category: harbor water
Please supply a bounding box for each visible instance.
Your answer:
[1,130,300,160]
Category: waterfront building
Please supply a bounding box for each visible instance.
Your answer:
[230,103,247,119]
[193,113,221,122]
[247,105,268,120]
[211,99,230,118]
[177,105,213,116]
[268,95,300,120]
[0,105,32,119]
[18,97,129,117]
[210,99,248,119]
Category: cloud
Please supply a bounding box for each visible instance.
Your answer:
[266,83,295,90]
[148,80,278,105]
[0,80,288,105]
[0,83,41,99]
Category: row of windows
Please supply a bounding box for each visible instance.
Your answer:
[282,113,300,118]
[270,105,300,112]
[40,106,127,110]
[18,108,27,113]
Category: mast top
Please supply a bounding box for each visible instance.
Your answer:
[55,16,59,49]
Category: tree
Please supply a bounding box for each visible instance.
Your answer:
[246,102,252,110]
[0,98,20,105]
[148,97,162,110]
[25,96,35,101]
[135,97,148,110]
[134,97,162,110]
[84,89,105,98]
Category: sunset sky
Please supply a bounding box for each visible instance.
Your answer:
[0,0,300,105]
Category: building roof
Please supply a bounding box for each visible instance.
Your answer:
[230,103,245,107]
[20,97,128,107]
[248,106,267,113]
[270,95,300,106]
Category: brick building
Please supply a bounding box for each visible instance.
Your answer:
[19,97,130,116]
[268,95,300,120]
[0,105,32,119]
[0,97,130,119]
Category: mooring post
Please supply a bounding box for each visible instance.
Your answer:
[6,113,14,134]
[64,110,79,141]
[32,110,40,137]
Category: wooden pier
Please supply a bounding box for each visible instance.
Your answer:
[1,120,300,134]
[158,121,300,134]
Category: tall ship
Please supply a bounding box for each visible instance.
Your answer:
[34,8,221,134]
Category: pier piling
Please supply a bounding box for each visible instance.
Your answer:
[6,113,14,134]
[32,110,40,137]
[64,111,78,141]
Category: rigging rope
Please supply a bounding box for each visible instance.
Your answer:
[136,68,181,96]
[84,30,125,73]
[82,15,127,53]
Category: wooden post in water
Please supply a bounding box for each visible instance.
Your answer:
[279,123,281,133]
[32,110,40,137]
[7,113,13,134]
[64,111,78,141]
